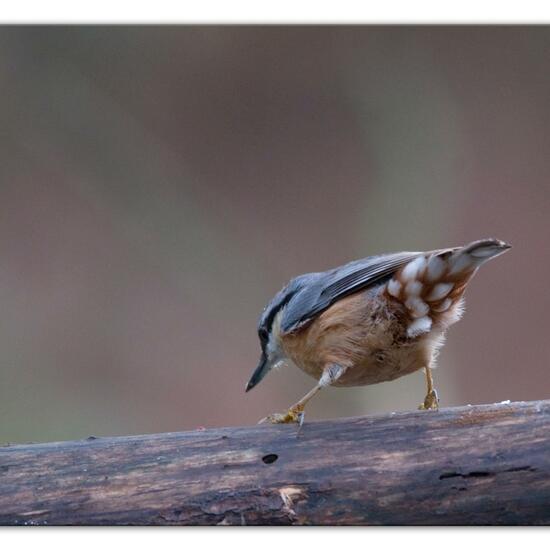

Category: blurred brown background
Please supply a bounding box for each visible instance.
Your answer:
[0,26,547,444]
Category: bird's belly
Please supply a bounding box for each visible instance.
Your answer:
[333,346,427,386]
[281,286,436,387]
[293,344,428,387]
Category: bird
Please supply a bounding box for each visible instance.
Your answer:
[245,238,511,425]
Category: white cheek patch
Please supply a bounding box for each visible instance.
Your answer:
[427,282,453,301]
[401,256,427,282]
[267,310,287,361]
[407,316,432,338]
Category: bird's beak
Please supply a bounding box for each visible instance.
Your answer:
[245,352,269,392]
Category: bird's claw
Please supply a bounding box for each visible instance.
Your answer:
[258,406,304,425]
[419,389,439,411]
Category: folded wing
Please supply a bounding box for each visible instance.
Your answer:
[280,250,447,333]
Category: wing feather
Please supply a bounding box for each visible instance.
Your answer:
[280,250,441,333]
[320,253,421,298]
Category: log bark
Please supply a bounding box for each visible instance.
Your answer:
[1,400,549,525]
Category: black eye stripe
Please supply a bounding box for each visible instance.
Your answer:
[258,288,298,343]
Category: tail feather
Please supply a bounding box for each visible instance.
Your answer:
[449,238,511,274]
[387,237,511,338]
[462,238,512,260]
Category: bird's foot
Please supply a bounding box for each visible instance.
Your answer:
[259,405,305,425]
[419,389,439,411]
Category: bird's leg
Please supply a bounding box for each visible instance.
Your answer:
[259,385,321,425]
[259,364,345,425]
[418,366,439,410]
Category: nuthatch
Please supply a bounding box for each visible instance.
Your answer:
[246,238,511,424]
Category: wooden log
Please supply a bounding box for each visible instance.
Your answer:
[1,400,549,525]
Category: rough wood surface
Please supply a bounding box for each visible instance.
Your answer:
[1,400,549,525]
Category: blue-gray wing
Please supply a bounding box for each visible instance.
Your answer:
[280,251,426,334]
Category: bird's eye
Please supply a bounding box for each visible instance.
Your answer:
[259,328,268,343]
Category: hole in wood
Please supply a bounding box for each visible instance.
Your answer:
[262,453,278,464]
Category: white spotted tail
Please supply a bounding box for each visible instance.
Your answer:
[385,238,511,338]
